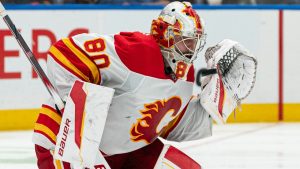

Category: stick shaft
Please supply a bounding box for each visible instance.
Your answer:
[0,2,64,110]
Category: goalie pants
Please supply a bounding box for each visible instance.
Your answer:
[35,139,162,169]
[35,139,200,169]
[104,139,164,169]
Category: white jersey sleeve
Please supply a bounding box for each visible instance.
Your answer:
[46,33,128,101]
[162,97,213,142]
[32,97,60,150]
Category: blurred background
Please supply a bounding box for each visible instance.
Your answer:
[0,1,300,169]
[2,0,300,5]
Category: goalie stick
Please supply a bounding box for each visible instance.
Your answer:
[0,2,64,110]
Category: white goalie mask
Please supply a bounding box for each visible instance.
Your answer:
[151,1,206,80]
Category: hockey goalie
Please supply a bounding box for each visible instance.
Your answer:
[32,1,257,169]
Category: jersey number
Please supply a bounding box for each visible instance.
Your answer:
[84,38,110,69]
[175,62,188,79]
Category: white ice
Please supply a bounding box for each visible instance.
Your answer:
[1,123,300,169]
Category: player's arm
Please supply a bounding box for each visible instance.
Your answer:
[33,34,102,149]
[46,35,101,101]
[33,34,103,169]
[160,96,213,142]
[32,98,71,169]
[161,39,257,141]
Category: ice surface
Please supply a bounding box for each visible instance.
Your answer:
[1,123,300,169]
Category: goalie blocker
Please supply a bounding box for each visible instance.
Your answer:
[199,39,257,124]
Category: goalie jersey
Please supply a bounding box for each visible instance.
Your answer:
[33,32,212,155]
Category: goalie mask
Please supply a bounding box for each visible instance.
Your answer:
[151,1,206,80]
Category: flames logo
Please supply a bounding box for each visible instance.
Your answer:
[151,17,182,48]
[182,6,202,31]
[130,96,182,144]
[151,18,174,48]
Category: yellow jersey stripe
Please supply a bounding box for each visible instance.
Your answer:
[49,46,90,82]
[55,160,63,169]
[62,38,100,84]
[40,107,62,125]
[34,123,56,143]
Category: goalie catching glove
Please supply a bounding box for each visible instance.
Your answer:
[200,39,257,124]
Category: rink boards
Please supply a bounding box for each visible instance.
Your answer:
[0,5,300,130]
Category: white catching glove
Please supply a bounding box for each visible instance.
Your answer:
[200,39,257,124]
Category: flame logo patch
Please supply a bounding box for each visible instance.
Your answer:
[130,96,182,144]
